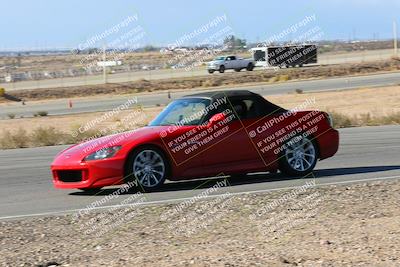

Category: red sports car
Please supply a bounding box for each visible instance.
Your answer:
[51,90,339,192]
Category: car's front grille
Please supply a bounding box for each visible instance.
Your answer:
[57,170,82,182]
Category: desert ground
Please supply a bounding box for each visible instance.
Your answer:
[1,178,399,266]
[2,85,399,134]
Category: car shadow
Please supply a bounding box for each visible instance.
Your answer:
[70,165,400,196]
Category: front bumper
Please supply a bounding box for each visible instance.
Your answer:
[51,156,126,189]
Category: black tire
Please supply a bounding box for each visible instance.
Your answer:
[246,63,254,71]
[125,146,169,192]
[219,65,225,73]
[279,135,318,177]
[208,69,214,74]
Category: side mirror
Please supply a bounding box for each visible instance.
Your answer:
[208,112,227,127]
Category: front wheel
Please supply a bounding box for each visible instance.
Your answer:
[279,136,318,176]
[246,63,254,71]
[126,147,168,191]
[208,69,214,74]
[219,65,225,73]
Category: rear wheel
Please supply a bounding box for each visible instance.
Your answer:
[246,63,254,71]
[126,147,168,191]
[279,136,318,176]
[208,69,214,74]
[219,65,225,73]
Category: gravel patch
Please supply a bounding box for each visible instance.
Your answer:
[1,179,399,266]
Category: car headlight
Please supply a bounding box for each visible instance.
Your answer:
[84,146,122,161]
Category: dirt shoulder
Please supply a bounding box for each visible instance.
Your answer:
[2,59,400,103]
[1,178,399,266]
[2,85,400,149]
[3,85,400,133]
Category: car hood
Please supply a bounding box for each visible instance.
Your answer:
[208,60,223,65]
[54,126,168,163]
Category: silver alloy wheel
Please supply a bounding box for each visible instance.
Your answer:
[285,136,316,172]
[133,150,165,187]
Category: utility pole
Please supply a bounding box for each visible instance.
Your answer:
[103,45,107,83]
[394,20,398,56]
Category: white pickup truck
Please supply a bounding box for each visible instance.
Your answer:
[207,55,254,73]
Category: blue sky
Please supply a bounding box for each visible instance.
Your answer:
[0,0,399,50]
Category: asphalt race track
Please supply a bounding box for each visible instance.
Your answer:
[0,125,399,220]
[1,71,400,119]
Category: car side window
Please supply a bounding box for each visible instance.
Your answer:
[203,95,282,123]
[244,99,261,118]
[201,97,231,123]
[228,96,263,120]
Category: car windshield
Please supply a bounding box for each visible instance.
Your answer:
[214,56,225,61]
[149,98,211,126]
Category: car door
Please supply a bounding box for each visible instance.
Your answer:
[229,56,237,69]
[198,95,264,175]
[243,96,289,169]
[156,99,207,177]
[224,56,232,69]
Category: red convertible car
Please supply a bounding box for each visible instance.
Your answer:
[51,90,339,192]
